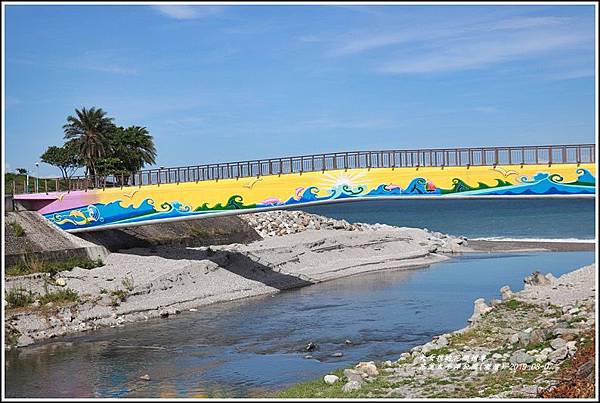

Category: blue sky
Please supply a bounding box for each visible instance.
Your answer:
[4,3,596,176]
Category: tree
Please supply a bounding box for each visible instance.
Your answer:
[40,141,82,181]
[62,107,115,183]
[96,126,157,185]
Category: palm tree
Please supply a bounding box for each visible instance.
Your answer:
[118,126,157,185]
[124,126,157,169]
[63,107,115,184]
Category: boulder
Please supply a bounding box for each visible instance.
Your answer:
[343,369,364,383]
[139,374,151,381]
[355,361,379,377]
[55,278,66,287]
[324,375,339,385]
[509,351,534,364]
[342,381,362,393]
[509,333,520,344]
[524,271,551,286]
[550,338,566,350]
[528,328,549,345]
[436,335,448,347]
[468,298,492,322]
[305,342,318,352]
[548,347,568,363]
[500,286,513,300]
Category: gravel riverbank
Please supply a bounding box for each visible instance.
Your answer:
[5,211,468,348]
[279,263,596,398]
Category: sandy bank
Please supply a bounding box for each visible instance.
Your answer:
[5,223,467,348]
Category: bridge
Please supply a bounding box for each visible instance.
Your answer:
[11,143,596,233]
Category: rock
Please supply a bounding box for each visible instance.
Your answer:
[550,338,566,350]
[545,273,557,282]
[528,328,549,345]
[509,351,534,364]
[383,360,393,367]
[421,342,436,354]
[345,339,353,345]
[324,375,339,385]
[509,333,520,344]
[304,355,313,359]
[139,374,151,381]
[518,331,531,347]
[305,342,318,352]
[491,299,502,307]
[500,286,513,300]
[576,360,594,379]
[159,310,169,318]
[568,307,580,315]
[332,352,343,357]
[524,271,551,286]
[355,361,379,377]
[342,381,362,393]
[492,353,503,360]
[32,300,40,308]
[549,347,568,363]
[55,278,66,287]
[469,298,492,322]
[58,308,73,322]
[343,369,364,383]
[189,308,198,312]
[436,335,448,347]
[398,352,411,362]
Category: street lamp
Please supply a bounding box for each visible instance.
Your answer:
[34,162,40,193]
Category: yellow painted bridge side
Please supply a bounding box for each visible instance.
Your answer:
[14,163,596,232]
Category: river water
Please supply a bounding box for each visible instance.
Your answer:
[4,199,596,398]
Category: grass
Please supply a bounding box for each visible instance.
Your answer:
[6,287,35,308]
[110,289,129,306]
[39,288,79,305]
[9,222,25,237]
[121,276,135,291]
[504,299,522,310]
[276,367,396,398]
[6,256,104,277]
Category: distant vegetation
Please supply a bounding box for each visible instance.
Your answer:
[6,106,157,193]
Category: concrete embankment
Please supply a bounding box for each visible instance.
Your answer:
[5,211,108,267]
[282,264,596,398]
[4,211,468,348]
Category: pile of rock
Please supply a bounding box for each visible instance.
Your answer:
[240,210,377,238]
[240,211,469,254]
[323,361,380,392]
[315,264,595,398]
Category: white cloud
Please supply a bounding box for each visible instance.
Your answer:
[485,16,570,31]
[379,30,588,74]
[329,15,576,57]
[152,5,224,20]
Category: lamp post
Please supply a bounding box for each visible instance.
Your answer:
[35,162,40,193]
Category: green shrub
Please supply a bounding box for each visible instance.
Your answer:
[6,287,34,308]
[6,256,105,277]
[9,222,25,237]
[121,276,134,291]
[39,288,79,305]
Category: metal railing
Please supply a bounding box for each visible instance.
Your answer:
[10,143,595,195]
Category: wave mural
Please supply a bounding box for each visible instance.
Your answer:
[40,166,596,231]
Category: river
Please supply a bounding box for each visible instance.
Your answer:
[4,199,596,398]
